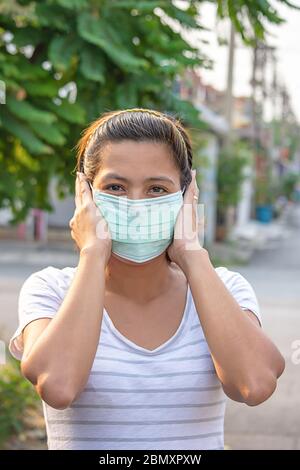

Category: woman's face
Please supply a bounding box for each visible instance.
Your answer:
[92,140,182,266]
[93,140,181,199]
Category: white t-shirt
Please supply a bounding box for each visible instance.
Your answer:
[9,265,261,450]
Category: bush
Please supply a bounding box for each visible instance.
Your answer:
[0,356,40,448]
[281,173,300,201]
[216,141,251,224]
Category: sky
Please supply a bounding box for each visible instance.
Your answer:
[187,1,300,122]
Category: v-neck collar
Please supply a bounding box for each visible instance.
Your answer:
[102,284,191,355]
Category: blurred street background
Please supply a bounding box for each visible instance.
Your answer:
[1,0,300,450]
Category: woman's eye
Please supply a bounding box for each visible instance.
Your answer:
[149,187,167,194]
[105,184,124,192]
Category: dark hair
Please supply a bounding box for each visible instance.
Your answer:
[75,108,193,190]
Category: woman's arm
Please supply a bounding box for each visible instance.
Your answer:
[168,170,285,406]
[179,249,285,406]
[21,173,111,410]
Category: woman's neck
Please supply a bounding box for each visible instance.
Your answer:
[104,253,176,303]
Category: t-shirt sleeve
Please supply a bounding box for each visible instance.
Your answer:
[215,267,262,327]
[8,266,64,361]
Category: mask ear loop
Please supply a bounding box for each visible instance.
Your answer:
[182,168,193,195]
[87,180,93,194]
[80,158,94,194]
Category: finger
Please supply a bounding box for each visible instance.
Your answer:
[69,215,76,230]
[75,173,81,209]
[183,170,199,237]
[183,169,198,206]
[193,170,199,200]
[197,212,205,246]
[78,172,93,206]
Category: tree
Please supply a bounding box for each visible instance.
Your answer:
[214,0,300,44]
[0,0,298,222]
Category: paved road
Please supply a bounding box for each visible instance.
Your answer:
[1,206,299,449]
[0,242,78,341]
[224,207,300,450]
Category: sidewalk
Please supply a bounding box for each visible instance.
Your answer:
[209,203,294,265]
[0,237,78,340]
[0,238,78,274]
[224,203,300,449]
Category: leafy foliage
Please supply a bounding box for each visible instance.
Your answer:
[0,0,206,222]
[0,0,297,221]
[216,140,251,217]
[0,356,40,447]
[214,0,300,44]
[281,172,300,201]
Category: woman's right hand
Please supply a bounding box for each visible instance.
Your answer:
[22,171,111,409]
[69,172,112,264]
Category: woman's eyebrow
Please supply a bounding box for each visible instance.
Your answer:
[146,176,175,185]
[102,173,128,182]
[102,173,175,185]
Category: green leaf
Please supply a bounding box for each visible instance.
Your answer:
[23,80,60,97]
[115,81,139,109]
[109,0,166,10]
[49,35,79,71]
[162,3,201,29]
[3,60,49,81]
[56,0,87,9]
[32,122,67,146]
[79,46,105,83]
[6,96,57,124]
[1,62,20,79]
[35,4,71,31]
[77,12,148,72]
[2,109,52,154]
[12,28,44,48]
[46,99,86,124]
[13,142,40,171]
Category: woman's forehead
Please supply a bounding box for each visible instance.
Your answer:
[93,142,180,186]
[99,140,178,170]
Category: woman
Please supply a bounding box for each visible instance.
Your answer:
[9,108,285,450]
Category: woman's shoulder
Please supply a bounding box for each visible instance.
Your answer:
[214,265,261,321]
[37,265,77,280]
[24,264,76,281]
[9,266,77,361]
[21,265,77,296]
[18,265,78,321]
[214,265,253,291]
[215,265,245,282]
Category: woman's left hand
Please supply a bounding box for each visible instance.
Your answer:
[167,169,207,271]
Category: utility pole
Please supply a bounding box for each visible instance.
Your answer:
[223,21,236,233]
[251,43,259,151]
[224,21,235,146]
[270,48,278,122]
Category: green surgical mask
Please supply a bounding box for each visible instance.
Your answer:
[91,185,184,263]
